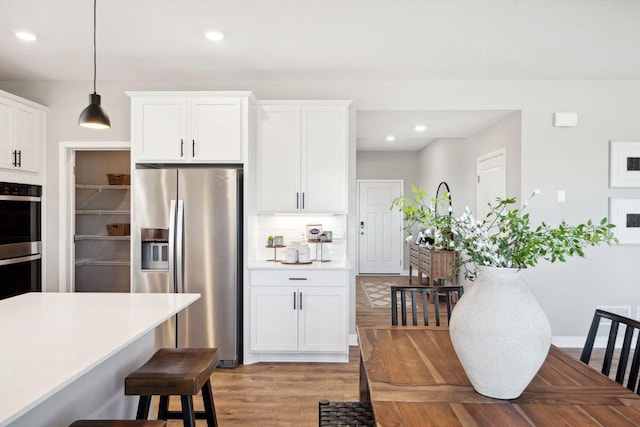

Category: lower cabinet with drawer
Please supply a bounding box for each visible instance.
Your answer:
[246,268,349,363]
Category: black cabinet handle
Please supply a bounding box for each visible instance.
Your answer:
[192,139,195,157]
[12,150,17,167]
[288,277,307,281]
[296,192,299,209]
[293,291,296,310]
[302,192,305,209]
[17,150,21,167]
[299,291,303,310]
[180,139,184,157]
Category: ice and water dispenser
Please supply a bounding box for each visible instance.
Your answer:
[141,228,169,270]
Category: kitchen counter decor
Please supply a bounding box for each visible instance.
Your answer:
[392,186,618,399]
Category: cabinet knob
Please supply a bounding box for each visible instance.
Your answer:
[180,139,184,157]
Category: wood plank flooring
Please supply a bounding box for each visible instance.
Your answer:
[158,275,598,426]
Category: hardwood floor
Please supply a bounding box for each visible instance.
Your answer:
[161,275,597,426]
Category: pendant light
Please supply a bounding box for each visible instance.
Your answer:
[79,0,110,129]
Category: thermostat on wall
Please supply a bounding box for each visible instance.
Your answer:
[554,112,578,127]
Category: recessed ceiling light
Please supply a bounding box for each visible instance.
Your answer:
[386,135,396,142]
[15,31,37,42]
[414,125,427,132]
[205,31,224,41]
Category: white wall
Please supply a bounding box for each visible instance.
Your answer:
[469,112,522,202]
[2,79,640,339]
[417,112,522,216]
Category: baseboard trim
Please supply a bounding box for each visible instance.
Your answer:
[349,333,358,346]
[552,335,617,348]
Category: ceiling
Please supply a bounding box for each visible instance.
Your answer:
[1,0,638,150]
[357,110,516,151]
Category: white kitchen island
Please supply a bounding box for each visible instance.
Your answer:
[0,292,200,427]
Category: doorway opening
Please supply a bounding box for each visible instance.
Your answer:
[58,141,130,292]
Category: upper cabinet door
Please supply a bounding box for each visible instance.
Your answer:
[14,105,40,172]
[0,99,14,170]
[0,92,46,178]
[301,106,348,213]
[255,105,301,212]
[190,98,242,162]
[132,97,187,162]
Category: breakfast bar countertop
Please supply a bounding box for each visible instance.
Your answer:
[0,292,200,427]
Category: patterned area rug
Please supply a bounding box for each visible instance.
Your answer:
[360,281,397,308]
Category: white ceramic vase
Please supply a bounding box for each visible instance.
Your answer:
[449,266,551,399]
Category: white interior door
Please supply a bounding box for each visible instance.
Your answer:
[476,148,506,219]
[358,180,403,274]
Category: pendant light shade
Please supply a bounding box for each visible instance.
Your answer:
[79,0,110,129]
[79,93,110,129]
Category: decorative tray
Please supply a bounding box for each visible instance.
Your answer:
[280,260,313,265]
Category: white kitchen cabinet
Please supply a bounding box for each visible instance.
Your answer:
[247,268,349,363]
[128,92,254,164]
[0,90,46,178]
[256,101,350,213]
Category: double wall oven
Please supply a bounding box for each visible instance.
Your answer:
[0,182,41,300]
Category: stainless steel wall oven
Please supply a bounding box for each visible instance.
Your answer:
[0,182,42,300]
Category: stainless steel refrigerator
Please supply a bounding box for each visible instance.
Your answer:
[132,166,241,367]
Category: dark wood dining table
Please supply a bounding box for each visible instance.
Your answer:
[358,326,640,426]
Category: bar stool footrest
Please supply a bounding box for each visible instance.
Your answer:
[163,410,208,420]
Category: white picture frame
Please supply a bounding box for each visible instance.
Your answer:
[609,198,640,244]
[610,141,640,188]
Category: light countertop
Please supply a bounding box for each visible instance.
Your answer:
[248,260,351,270]
[0,292,200,426]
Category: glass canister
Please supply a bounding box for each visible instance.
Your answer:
[298,243,310,263]
[285,247,298,263]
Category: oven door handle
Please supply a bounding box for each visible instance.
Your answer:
[0,195,41,202]
[0,253,41,266]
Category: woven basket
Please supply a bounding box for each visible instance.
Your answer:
[106,223,130,236]
[107,173,131,185]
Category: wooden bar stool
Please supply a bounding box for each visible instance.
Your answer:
[125,348,220,427]
[70,421,166,427]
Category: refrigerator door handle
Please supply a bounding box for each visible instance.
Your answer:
[176,200,185,294]
[168,200,177,293]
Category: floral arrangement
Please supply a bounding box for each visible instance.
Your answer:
[391,186,618,279]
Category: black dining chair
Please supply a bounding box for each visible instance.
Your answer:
[580,309,640,393]
[391,285,464,326]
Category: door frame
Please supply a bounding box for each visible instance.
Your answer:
[476,147,506,216]
[356,179,404,275]
[58,141,131,293]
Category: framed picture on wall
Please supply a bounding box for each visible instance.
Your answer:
[609,198,640,244]
[610,141,640,188]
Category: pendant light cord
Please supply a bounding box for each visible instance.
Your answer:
[93,0,97,94]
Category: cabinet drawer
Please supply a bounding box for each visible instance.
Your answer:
[250,269,348,286]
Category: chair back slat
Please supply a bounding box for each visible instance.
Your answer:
[581,309,640,392]
[422,291,429,326]
[602,322,620,376]
[628,346,640,393]
[390,285,464,327]
[617,327,635,384]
